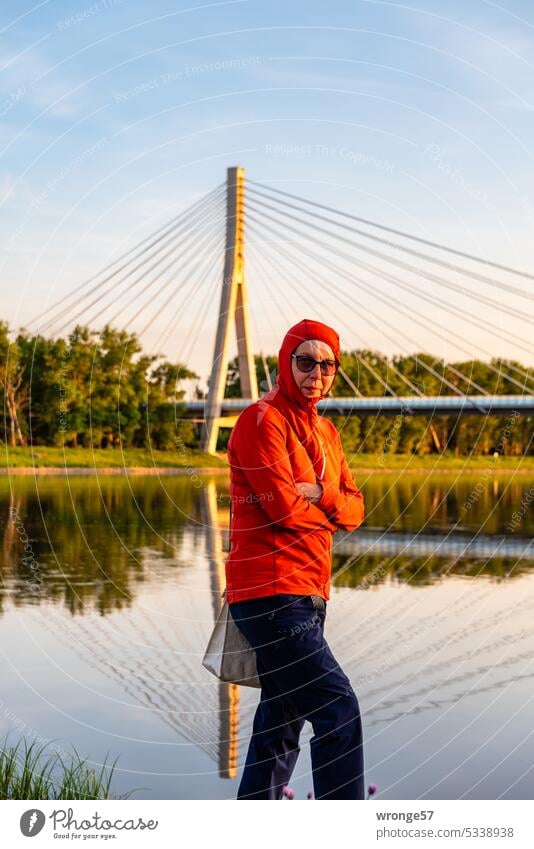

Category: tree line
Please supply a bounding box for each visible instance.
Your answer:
[1,321,532,455]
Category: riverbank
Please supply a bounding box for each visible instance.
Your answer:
[352,453,534,472]
[1,446,228,473]
[1,446,533,474]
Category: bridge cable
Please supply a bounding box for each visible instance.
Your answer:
[254,224,532,399]
[246,199,534,358]
[112,220,225,336]
[49,191,225,337]
[249,240,398,398]
[28,182,225,331]
[249,232,487,405]
[159,244,224,357]
[248,237,406,398]
[246,205,534,391]
[246,192,534,326]
[38,188,225,336]
[250,230,489,400]
[52,188,225,333]
[248,216,495,408]
[248,243,366,399]
[251,220,529,396]
[143,232,224,346]
[248,180,534,289]
[247,242,310,391]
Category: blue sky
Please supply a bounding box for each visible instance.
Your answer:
[1,0,533,380]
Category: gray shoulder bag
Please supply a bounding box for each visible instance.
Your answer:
[201,501,261,688]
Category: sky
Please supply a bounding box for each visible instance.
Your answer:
[1,0,533,385]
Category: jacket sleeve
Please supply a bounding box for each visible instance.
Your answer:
[231,406,338,533]
[317,431,365,532]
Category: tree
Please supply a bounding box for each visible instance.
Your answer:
[0,323,29,446]
[224,353,278,398]
[143,360,198,450]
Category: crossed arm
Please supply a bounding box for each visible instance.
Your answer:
[298,448,364,532]
[232,407,364,533]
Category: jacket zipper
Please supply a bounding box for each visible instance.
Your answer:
[319,439,326,481]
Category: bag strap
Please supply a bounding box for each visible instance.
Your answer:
[221,496,232,599]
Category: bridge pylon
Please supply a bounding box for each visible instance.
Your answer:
[202,166,258,453]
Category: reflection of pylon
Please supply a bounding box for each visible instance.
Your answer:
[226,682,240,777]
[201,480,241,779]
[202,166,258,453]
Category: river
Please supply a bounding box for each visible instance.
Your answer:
[0,471,533,799]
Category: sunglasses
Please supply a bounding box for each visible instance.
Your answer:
[291,354,339,376]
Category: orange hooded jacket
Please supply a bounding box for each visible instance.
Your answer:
[225,318,364,603]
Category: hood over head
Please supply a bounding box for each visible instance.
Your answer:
[255,319,341,478]
[276,318,340,412]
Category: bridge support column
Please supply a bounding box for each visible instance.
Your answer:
[202,166,258,454]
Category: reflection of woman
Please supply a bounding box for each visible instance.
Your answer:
[226,319,365,800]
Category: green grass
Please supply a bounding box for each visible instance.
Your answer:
[349,452,534,472]
[0,445,532,472]
[0,737,132,800]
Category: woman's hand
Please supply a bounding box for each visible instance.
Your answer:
[296,482,323,504]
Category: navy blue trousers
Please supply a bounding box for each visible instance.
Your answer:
[229,593,365,800]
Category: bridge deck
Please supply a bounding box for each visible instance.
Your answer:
[185,394,534,416]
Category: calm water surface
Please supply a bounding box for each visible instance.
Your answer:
[0,471,533,799]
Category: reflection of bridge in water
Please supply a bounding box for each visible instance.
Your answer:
[217,527,534,564]
[332,530,534,562]
[31,481,244,778]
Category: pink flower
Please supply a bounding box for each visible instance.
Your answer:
[367,783,377,798]
[282,785,295,799]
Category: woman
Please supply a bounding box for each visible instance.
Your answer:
[226,318,365,800]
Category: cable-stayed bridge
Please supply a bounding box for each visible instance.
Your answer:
[29,167,534,453]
